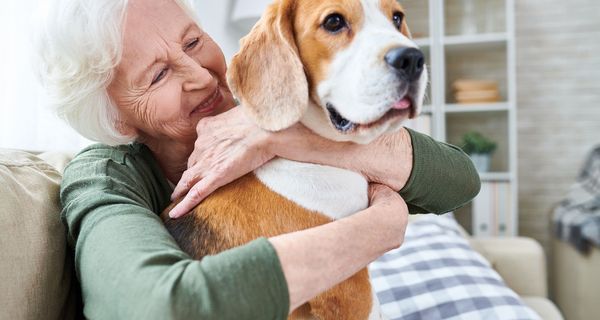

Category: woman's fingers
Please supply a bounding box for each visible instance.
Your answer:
[368,183,398,205]
[368,184,408,246]
[167,106,280,219]
[171,167,204,201]
[168,174,220,218]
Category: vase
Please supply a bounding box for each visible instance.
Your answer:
[470,153,491,172]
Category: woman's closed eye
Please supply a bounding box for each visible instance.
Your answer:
[149,37,201,86]
[184,37,200,51]
[151,67,168,86]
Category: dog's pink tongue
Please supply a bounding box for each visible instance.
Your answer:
[392,97,412,110]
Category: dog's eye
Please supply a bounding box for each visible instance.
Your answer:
[392,11,404,31]
[322,13,347,33]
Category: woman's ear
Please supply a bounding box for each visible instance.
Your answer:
[227,0,308,132]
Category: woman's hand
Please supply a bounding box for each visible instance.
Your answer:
[168,107,275,218]
[367,183,409,248]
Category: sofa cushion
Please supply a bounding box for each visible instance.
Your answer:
[0,149,79,320]
[371,214,541,319]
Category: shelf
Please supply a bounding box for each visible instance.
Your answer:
[447,112,509,174]
[479,172,511,182]
[404,0,517,236]
[443,33,508,47]
[445,102,510,113]
[444,41,508,103]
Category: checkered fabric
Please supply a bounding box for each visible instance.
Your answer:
[370,214,540,320]
[553,145,600,253]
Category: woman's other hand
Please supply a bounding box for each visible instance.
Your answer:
[367,183,408,249]
[169,107,275,218]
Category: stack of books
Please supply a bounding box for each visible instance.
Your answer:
[452,79,500,104]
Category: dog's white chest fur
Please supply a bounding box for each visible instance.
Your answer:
[254,158,369,219]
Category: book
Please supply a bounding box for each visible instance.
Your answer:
[452,79,501,104]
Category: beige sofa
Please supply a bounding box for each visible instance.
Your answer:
[0,150,79,319]
[552,238,600,320]
[0,149,563,319]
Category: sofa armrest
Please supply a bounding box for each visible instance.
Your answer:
[37,152,74,174]
[521,296,564,320]
[469,237,548,297]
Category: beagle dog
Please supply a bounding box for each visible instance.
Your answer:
[162,0,427,319]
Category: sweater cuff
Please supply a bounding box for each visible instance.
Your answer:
[398,128,481,214]
[399,128,419,195]
[399,128,428,214]
[201,237,290,319]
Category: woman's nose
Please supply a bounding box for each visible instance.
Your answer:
[182,57,214,92]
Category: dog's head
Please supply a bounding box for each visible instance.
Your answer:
[228,0,428,144]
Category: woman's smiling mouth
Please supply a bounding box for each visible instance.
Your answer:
[190,87,223,117]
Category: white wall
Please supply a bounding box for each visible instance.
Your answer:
[0,0,90,152]
[196,0,246,62]
[515,0,600,253]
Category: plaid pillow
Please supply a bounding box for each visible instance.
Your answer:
[370,214,540,320]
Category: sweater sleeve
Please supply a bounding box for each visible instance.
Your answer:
[60,145,289,320]
[399,129,481,214]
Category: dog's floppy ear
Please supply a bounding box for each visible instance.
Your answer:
[228,0,308,131]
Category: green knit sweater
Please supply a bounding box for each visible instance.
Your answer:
[60,128,480,319]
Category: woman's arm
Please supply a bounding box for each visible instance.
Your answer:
[63,145,408,318]
[270,123,413,191]
[61,145,289,319]
[169,107,480,218]
[272,184,408,311]
[272,124,482,214]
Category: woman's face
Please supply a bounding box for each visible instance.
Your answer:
[108,0,235,144]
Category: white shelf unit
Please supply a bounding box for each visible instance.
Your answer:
[445,102,510,113]
[401,0,518,236]
[443,33,508,46]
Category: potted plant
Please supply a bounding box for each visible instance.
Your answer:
[460,131,497,172]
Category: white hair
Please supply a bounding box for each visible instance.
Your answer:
[34,0,200,146]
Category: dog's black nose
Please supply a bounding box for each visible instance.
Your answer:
[385,47,425,81]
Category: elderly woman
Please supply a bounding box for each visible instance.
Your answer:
[36,0,479,318]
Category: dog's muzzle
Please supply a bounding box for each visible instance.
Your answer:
[324,47,425,134]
